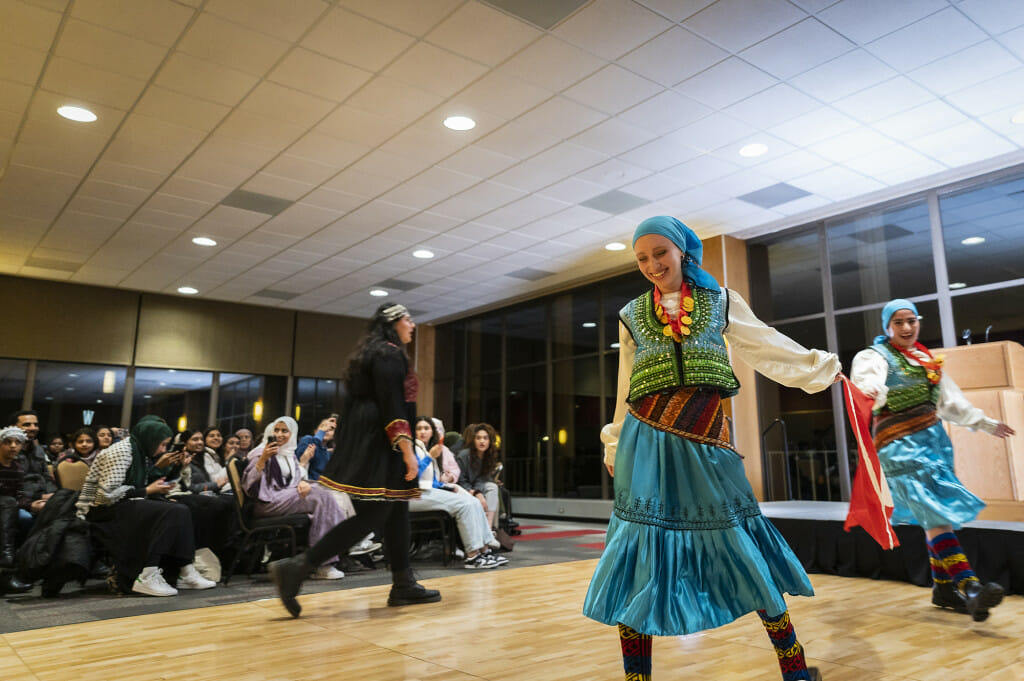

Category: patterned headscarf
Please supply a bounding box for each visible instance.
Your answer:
[0,426,27,443]
[379,303,409,322]
[874,298,918,345]
[632,215,719,291]
[126,416,173,489]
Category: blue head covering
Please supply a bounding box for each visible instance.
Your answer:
[632,216,719,291]
[873,298,918,345]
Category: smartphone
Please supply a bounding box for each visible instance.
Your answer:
[329,413,339,420]
[265,434,276,447]
[164,477,180,486]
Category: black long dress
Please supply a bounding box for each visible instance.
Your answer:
[318,342,419,500]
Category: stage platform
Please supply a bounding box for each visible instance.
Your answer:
[760,501,1024,596]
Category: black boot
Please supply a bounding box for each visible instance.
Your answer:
[931,581,968,614]
[387,567,441,607]
[268,553,311,618]
[0,496,19,571]
[962,580,1004,622]
[806,667,822,681]
[1,570,32,595]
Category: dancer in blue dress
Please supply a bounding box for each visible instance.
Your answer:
[850,299,1015,621]
[583,216,840,681]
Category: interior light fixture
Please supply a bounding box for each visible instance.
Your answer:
[370,289,389,297]
[1011,109,1024,125]
[581,322,597,328]
[739,143,768,157]
[177,415,188,431]
[412,249,435,259]
[144,394,152,399]
[102,370,115,394]
[68,373,78,377]
[192,236,217,247]
[168,369,176,373]
[949,282,967,289]
[961,236,986,245]
[253,400,263,423]
[57,105,97,122]
[610,342,621,349]
[177,286,199,294]
[443,115,476,131]
[605,242,627,251]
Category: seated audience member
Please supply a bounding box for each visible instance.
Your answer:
[235,428,254,457]
[190,427,232,494]
[75,416,216,596]
[0,427,33,594]
[58,427,99,465]
[412,417,506,569]
[45,435,65,464]
[160,430,236,565]
[223,433,241,463]
[242,416,348,579]
[203,427,225,463]
[457,423,502,530]
[8,410,56,529]
[93,425,115,452]
[430,418,462,488]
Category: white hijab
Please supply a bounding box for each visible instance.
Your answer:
[259,416,299,484]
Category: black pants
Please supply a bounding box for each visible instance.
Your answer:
[306,499,409,572]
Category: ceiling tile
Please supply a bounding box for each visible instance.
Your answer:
[493,142,607,193]
[73,0,194,46]
[908,41,1020,97]
[677,58,778,109]
[872,100,970,141]
[0,43,44,86]
[425,1,541,66]
[618,134,703,172]
[790,165,886,200]
[499,35,605,92]
[381,42,489,98]
[178,11,290,76]
[723,84,821,129]
[335,0,462,37]
[287,130,370,167]
[740,18,854,80]
[447,70,552,121]
[268,48,373,103]
[818,0,947,44]
[41,56,147,110]
[662,154,742,185]
[571,117,659,156]
[789,49,898,102]
[242,172,314,202]
[436,145,518,178]
[1,0,63,51]
[684,0,807,52]
[768,107,860,146]
[239,82,335,129]
[474,119,561,160]
[554,0,673,61]
[346,76,444,128]
[620,26,728,86]
[156,51,259,107]
[314,105,405,147]
[260,202,340,239]
[634,0,716,23]
[832,76,933,123]
[133,86,230,132]
[908,121,1018,167]
[205,0,326,42]
[865,8,987,72]
[809,126,895,163]
[564,64,663,115]
[56,18,167,81]
[303,7,416,72]
[843,145,946,184]
[940,67,1024,118]
[664,114,759,154]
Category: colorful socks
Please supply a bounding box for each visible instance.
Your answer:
[758,610,812,681]
[928,532,979,592]
[617,623,652,681]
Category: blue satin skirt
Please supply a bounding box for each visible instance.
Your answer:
[878,421,984,530]
[582,414,813,636]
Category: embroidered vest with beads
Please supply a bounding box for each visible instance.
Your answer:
[621,287,740,402]
[870,343,940,415]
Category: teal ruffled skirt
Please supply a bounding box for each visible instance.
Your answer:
[582,414,813,636]
[878,421,984,530]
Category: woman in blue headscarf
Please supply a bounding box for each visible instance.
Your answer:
[850,299,1014,622]
[583,216,840,681]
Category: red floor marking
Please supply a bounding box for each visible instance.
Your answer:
[576,542,606,550]
[514,529,606,541]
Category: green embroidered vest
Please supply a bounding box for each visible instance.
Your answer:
[621,287,740,402]
[870,343,940,414]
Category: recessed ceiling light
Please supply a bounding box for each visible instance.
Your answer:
[605,242,627,251]
[370,289,389,297]
[96,399,103,404]
[144,394,152,399]
[412,249,435,259]
[949,282,967,289]
[961,236,986,245]
[610,342,621,349]
[443,115,475,131]
[581,322,597,328]
[739,143,768,157]
[1012,109,1024,125]
[192,236,217,247]
[177,286,199,295]
[68,373,78,377]
[57,105,97,122]
[168,369,176,373]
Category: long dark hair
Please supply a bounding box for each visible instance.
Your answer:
[68,427,97,458]
[204,425,225,464]
[415,416,440,449]
[344,302,408,381]
[464,422,499,477]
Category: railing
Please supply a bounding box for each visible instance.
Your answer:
[761,419,790,501]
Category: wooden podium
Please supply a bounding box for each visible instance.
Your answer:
[937,341,1024,510]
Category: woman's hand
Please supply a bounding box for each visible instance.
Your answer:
[299,443,316,466]
[146,478,174,496]
[297,480,312,498]
[153,451,177,468]
[399,440,417,481]
[215,473,228,487]
[993,422,1016,438]
[256,442,276,472]
[428,444,442,459]
[605,462,614,477]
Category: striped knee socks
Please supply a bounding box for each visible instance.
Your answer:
[928,532,978,592]
[758,610,812,681]
[617,623,652,681]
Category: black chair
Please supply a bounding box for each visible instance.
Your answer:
[222,457,310,584]
[408,510,458,567]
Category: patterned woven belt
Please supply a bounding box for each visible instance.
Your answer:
[872,402,938,449]
[628,386,734,451]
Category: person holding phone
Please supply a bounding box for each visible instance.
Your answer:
[75,415,215,596]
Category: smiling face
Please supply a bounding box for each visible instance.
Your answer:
[272,421,290,446]
[887,309,920,350]
[16,414,39,442]
[95,427,113,448]
[186,431,205,453]
[225,435,240,453]
[205,429,223,449]
[634,234,684,294]
[395,315,415,344]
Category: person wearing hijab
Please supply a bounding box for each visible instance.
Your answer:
[268,302,441,617]
[850,299,1015,621]
[235,428,254,457]
[243,416,348,579]
[75,415,216,596]
[583,216,840,681]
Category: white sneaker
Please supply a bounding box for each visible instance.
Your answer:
[312,565,345,580]
[178,564,217,590]
[487,552,508,566]
[464,553,498,569]
[348,539,383,556]
[132,568,178,597]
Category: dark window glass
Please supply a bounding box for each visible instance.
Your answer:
[293,377,343,436]
[552,357,604,497]
[464,370,501,429]
[506,364,547,497]
[506,304,547,367]
[603,271,645,348]
[466,314,503,377]
[133,367,211,431]
[551,289,601,360]
[827,200,933,309]
[952,285,1024,347]
[215,374,261,436]
[940,176,1024,289]
[0,359,27,427]
[31,362,127,435]
[748,230,824,320]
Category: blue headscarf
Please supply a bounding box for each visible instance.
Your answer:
[632,216,719,291]
[873,298,918,345]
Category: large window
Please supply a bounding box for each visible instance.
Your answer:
[34,362,128,436]
[133,368,212,431]
[941,176,1024,290]
[0,359,28,426]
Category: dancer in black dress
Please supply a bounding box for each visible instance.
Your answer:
[269,302,440,617]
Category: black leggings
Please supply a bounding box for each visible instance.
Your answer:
[306,499,410,572]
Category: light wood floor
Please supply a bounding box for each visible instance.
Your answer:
[3,560,1022,681]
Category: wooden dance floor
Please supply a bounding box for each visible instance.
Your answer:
[2,559,1022,681]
